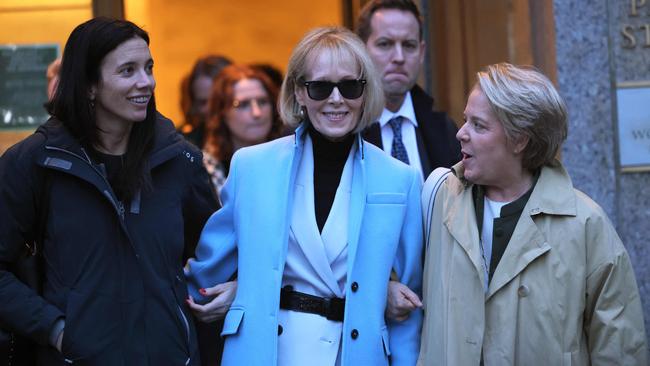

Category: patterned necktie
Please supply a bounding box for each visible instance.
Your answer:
[388,116,410,164]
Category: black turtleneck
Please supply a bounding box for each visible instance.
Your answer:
[309,126,354,233]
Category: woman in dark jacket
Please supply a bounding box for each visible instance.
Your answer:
[0,17,219,365]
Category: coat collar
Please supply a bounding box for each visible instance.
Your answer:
[448,160,577,298]
[451,160,576,217]
[294,122,366,160]
[36,114,191,219]
[38,113,187,171]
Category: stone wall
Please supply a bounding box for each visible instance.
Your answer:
[554,0,650,348]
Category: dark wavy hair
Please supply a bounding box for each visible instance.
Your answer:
[180,55,232,129]
[204,64,284,170]
[46,17,156,200]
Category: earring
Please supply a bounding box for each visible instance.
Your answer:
[299,106,305,119]
[89,97,95,109]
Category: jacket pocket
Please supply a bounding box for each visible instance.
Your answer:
[220,307,244,336]
[380,326,391,357]
[366,193,406,204]
[61,290,118,361]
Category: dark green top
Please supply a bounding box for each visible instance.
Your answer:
[473,171,540,282]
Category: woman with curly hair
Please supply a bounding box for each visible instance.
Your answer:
[202,64,286,195]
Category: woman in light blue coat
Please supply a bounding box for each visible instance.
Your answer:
[185,26,423,366]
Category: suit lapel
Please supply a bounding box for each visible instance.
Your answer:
[290,136,343,296]
[414,126,432,177]
[320,145,354,296]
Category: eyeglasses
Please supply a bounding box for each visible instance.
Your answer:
[302,79,366,101]
[232,97,271,111]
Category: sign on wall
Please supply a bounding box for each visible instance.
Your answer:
[0,44,58,130]
[616,81,650,172]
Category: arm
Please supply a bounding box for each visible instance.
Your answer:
[184,151,241,304]
[0,142,63,346]
[583,214,648,365]
[186,280,237,322]
[182,148,221,262]
[386,280,422,322]
[387,168,424,366]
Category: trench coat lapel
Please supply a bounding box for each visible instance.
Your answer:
[445,187,486,286]
[486,162,574,300]
[346,136,366,276]
[290,135,343,296]
[486,213,550,300]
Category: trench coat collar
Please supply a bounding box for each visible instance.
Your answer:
[487,161,577,298]
[451,160,577,217]
[448,160,578,299]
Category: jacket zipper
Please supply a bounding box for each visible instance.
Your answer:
[176,304,192,365]
[44,145,125,221]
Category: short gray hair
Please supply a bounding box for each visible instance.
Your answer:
[476,63,568,171]
[279,26,384,132]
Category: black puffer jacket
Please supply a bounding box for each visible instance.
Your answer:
[0,114,219,365]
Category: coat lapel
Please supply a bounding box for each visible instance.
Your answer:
[274,127,306,265]
[486,214,550,300]
[486,162,574,300]
[444,186,486,286]
[346,136,366,276]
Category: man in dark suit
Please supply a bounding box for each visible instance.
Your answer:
[357,0,461,180]
[356,0,461,320]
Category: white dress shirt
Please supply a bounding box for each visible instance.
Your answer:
[378,92,423,182]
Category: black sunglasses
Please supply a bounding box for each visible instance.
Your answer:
[303,79,366,101]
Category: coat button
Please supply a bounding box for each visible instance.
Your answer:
[518,285,530,297]
[351,282,359,292]
[278,325,283,335]
[351,329,359,339]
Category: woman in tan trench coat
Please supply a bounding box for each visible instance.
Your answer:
[418,63,648,365]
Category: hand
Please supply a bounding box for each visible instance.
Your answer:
[55,330,63,353]
[186,281,237,322]
[385,280,422,322]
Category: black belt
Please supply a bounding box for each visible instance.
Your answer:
[279,286,345,322]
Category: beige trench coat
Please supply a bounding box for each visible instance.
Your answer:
[418,161,648,365]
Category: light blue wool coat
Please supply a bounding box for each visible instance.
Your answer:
[186,124,423,365]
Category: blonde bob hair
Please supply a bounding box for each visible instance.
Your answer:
[279,26,384,133]
[476,63,568,171]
